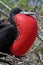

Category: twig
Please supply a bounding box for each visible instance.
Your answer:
[39,15,43,18]
[34,52,43,64]
[0,9,10,17]
[29,0,38,11]
[37,32,43,41]
[39,52,43,63]
[0,58,12,65]
[37,24,43,41]
[15,0,22,7]
[0,1,11,11]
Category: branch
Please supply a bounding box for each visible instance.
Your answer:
[39,52,43,63]
[0,9,10,17]
[39,15,43,18]
[34,52,43,64]
[15,0,22,7]
[0,1,11,11]
[37,24,43,41]
[37,32,43,41]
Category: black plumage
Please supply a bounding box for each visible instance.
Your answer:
[0,8,22,56]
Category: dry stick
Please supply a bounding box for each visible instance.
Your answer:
[29,0,38,12]
[0,9,9,17]
[34,52,43,64]
[39,52,43,63]
[0,52,16,62]
[0,1,11,11]
[15,0,22,7]
[39,15,43,18]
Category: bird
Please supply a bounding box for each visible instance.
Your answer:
[0,8,38,57]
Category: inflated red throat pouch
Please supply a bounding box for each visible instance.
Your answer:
[10,14,38,56]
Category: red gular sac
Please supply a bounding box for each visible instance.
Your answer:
[10,14,38,57]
